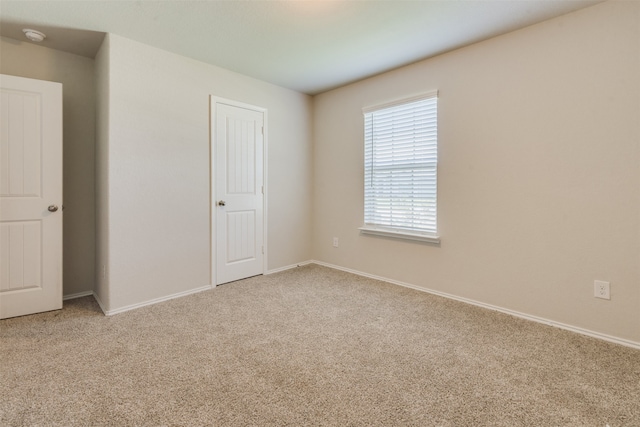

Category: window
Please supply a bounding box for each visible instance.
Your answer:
[360,91,439,243]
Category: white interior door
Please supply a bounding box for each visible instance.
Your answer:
[212,98,265,285]
[0,74,63,319]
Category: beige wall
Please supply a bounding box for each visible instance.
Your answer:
[0,36,96,297]
[96,34,313,312]
[312,1,640,343]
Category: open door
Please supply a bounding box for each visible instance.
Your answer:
[0,74,63,319]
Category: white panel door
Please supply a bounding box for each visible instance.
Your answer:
[213,99,265,285]
[0,74,63,319]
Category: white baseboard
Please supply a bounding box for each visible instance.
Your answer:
[93,262,308,315]
[62,291,94,301]
[308,260,640,351]
[266,260,314,275]
[92,291,108,315]
[102,284,214,316]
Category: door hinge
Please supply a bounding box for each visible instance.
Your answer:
[261,126,264,135]
[262,246,264,254]
[261,185,264,194]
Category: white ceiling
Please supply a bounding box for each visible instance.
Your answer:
[0,0,603,95]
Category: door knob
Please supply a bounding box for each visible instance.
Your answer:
[48,205,59,212]
[218,200,226,206]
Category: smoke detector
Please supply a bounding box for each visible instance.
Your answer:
[22,29,46,43]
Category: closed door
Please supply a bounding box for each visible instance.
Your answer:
[212,98,265,285]
[0,74,63,319]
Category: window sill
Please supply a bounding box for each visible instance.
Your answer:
[358,226,441,244]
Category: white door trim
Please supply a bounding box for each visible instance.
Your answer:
[210,96,268,286]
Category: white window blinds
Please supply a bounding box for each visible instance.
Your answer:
[363,92,438,236]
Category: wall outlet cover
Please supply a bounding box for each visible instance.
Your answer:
[594,280,610,300]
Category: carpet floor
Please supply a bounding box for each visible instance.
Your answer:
[1,264,639,426]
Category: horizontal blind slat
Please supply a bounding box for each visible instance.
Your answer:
[364,95,438,234]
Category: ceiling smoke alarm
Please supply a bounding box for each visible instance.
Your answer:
[22,29,46,43]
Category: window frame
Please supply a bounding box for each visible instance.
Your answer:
[359,91,440,244]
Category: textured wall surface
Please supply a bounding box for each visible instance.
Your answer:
[312,1,640,343]
[97,34,313,312]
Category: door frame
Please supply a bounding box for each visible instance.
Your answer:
[210,96,268,287]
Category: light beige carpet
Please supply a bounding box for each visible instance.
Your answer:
[1,264,639,426]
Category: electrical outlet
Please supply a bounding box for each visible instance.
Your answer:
[594,280,610,300]
[333,237,339,248]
